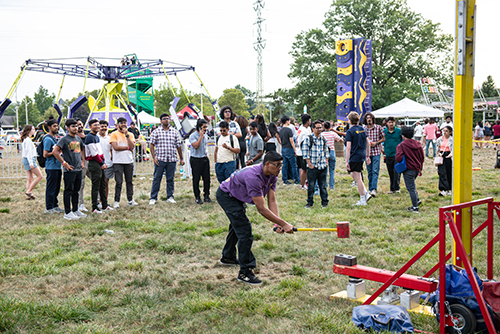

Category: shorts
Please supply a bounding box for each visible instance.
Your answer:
[22,157,38,171]
[348,161,364,173]
[104,165,114,179]
[494,135,500,140]
[296,156,307,170]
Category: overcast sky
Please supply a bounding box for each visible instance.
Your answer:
[1,0,498,106]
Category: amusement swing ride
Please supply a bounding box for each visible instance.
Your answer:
[0,55,219,132]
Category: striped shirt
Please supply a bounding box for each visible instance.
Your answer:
[150,126,182,162]
[321,131,342,150]
[364,124,384,157]
[85,132,105,164]
[302,134,329,170]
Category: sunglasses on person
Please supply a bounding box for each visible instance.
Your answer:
[269,162,283,168]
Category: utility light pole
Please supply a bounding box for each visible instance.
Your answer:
[254,0,266,115]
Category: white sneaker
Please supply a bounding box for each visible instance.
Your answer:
[167,197,176,204]
[97,202,103,210]
[128,200,138,206]
[63,212,79,220]
[387,190,394,194]
[53,207,64,213]
[370,190,377,197]
[103,205,114,211]
[74,210,87,218]
[92,209,104,214]
[438,190,447,197]
[354,199,367,206]
[364,192,372,203]
[113,202,120,208]
[447,191,452,196]
[78,204,88,212]
[44,208,56,214]
[149,199,156,205]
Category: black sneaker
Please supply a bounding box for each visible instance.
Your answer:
[304,204,313,209]
[204,197,212,203]
[195,197,203,204]
[407,206,419,213]
[237,269,262,285]
[219,257,239,266]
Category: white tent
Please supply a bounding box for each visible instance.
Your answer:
[372,97,445,118]
[137,111,161,124]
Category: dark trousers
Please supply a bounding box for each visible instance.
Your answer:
[190,156,211,199]
[265,142,276,152]
[114,163,134,202]
[385,156,401,191]
[216,188,256,271]
[236,148,247,170]
[306,167,328,206]
[45,169,61,210]
[402,169,420,208]
[63,171,82,214]
[88,160,108,210]
[438,151,452,191]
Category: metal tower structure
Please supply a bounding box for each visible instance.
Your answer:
[253,1,266,112]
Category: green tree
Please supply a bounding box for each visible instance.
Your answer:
[218,88,250,118]
[33,85,55,115]
[481,75,497,97]
[285,0,453,120]
[235,84,256,112]
[154,83,217,119]
[18,97,42,126]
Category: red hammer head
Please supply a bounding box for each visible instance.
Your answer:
[336,221,350,238]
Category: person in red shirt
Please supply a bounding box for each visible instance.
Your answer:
[492,120,500,150]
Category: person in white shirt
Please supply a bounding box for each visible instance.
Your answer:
[440,115,453,130]
[98,120,114,209]
[20,124,43,200]
[295,114,312,189]
[414,121,424,143]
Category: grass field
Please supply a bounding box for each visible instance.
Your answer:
[0,147,499,333]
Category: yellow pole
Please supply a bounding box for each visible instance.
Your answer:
[453,0,476,265]
[175,74,191,104]
[5,67,26,100]
[161,64,176,98]
[56,75,65,103]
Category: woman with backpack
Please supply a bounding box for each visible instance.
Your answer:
[21,124,43,200]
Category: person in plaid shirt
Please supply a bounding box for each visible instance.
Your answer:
[362,112,385,197]
[149,113,184,205]
[302,120,329,208]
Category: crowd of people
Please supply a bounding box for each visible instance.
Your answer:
[15,108,498,285]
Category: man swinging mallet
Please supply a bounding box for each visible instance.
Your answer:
[217,151,294,285]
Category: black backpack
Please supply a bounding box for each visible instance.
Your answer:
[216,134,234,148]
[36,134,55,168]
[306,134,330,153]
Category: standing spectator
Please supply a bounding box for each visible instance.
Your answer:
[20,125,43,200]
[296,114,312,189]
[110,117,137,207]
[440,115,453,130]
[396,126,425,212]
[255,114,270,151]
[43,119,63,213]
[414,121,424,143]
[149,113,184,204]
[266,122,280,152]
[246,122,264,166]
[128,121,140,139]
[493,120,500,150]
[383,117,402,194]
[217,151,294,285]
[363,112,385,197]
[302,120,329,208]
[128,121,147,159]
[484,121,492,148]
[279,115,300,185]
[235,116,249,169]
[85,119,110,213]
[321,121,343,190]
[423,118,438,158]
[97,120,113,210]
[345,112,371,206]
[436,126,453,196]
[52,119,86,220]
[76,119,91,212]
[214,106,242,139]
[474,121,484,149]
[189,119,211,204]
[215,121,241,183]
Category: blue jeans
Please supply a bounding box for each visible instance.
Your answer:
[328,150,336,190]
[150,160,176,200]
[366,154,381,192]
[425,139,436,158]
[215,161,236,184]
[307,167,328,206]
[282,147,300,184]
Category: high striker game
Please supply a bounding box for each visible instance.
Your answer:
[335,38,372,122]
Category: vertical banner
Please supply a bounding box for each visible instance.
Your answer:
[336,39,372,122]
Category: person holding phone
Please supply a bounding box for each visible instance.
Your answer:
[189,119,211,204]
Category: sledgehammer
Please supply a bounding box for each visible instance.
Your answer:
[273,221,349,238]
